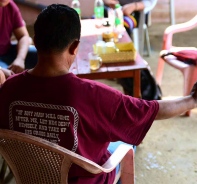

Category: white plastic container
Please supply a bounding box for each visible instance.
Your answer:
[114,3,124,38]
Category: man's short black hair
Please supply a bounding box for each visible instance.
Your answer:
[34,4,81,53]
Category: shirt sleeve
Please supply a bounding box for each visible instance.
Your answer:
[11,1,25,30]
[109,94,159,145]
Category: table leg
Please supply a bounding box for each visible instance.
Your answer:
[133,70,141,98]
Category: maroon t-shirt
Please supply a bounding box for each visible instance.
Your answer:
[0,71,159,183]
[0,0,24,55]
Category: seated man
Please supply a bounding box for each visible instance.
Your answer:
[0,0,37,74]
[0,4,197,183]
[103,0,153,34]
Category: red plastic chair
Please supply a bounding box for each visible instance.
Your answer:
[156,14,197,116]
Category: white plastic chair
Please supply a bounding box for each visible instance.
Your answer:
[133,0,158,56]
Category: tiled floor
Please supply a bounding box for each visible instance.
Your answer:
[152,0,197,24]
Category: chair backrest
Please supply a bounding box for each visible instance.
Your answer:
[0,130,103,184]
[162,14,197,50]
[0,129,134,184]
[143,0,158,14]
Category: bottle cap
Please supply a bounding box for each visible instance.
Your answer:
[115,4,121,9]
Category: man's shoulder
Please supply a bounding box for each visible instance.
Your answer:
[4,0,19,11]
[1,0,20,18]
[2,72,25,87]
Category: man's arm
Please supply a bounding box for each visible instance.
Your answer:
[155,82,197,119]
[122,1,145,16]
[103,0,147,15]
[9,26,30,73]
[103,0,119,8]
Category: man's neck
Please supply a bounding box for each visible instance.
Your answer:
[28,53,73,77]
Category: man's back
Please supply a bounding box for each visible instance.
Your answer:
[0,71,158,183]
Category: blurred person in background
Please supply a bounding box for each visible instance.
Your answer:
[0,0,37,77]
[103,0,154,34]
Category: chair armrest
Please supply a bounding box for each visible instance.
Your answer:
[163,14,197,50]
[63,144,134,176]
[64,143,134,175]
[102,144,134,172]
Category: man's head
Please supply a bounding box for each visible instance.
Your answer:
[34,4,81,54]
[0,0,10,7]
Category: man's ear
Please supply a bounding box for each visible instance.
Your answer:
[69,40,80,55]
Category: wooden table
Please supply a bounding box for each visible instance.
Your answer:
[70,19,148,98]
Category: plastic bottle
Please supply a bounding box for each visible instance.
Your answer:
[107,8,115,29]
[94,0,104,27]
[114,3,124,39]
[71,0,81,18]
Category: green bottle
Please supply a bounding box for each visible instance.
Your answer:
[94,0,104,19]
[71,0,81,18]
[114,3,124,38]
[115,4,123,27]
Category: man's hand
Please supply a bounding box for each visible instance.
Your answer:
[190,82,197,104]
[122,3,136,16]
[8,58,25,73]
[1,68,15,78]
[122,2,145,16]
[103,0,119,8]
